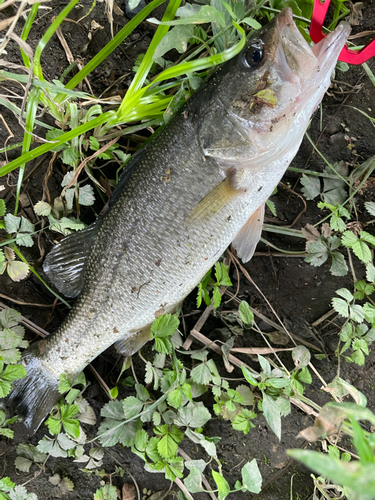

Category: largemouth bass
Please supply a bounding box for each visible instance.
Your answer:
[9,8,349,432]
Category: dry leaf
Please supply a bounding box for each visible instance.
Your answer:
[121,483,135,500]
[301,223,320,242]
[298,404,344,442]
[148,491,170,500]
[0,16,16,32]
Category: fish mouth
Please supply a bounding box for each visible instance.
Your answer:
[275,7,350,82]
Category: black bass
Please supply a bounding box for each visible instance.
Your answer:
[9,8,349,432]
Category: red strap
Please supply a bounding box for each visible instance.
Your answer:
[310,0,375,65]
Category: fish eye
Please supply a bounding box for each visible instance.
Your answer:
[243,43,264,68]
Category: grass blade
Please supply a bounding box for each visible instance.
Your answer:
[14,87,41,214]
[33,0,79,80]
[0,112,112,177]
[20,2,39,68]
[118,0,182,117]
[61,0,168,94]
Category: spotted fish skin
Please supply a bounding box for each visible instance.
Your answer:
[8,8,350,432]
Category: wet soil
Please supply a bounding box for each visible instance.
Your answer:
[1,1,375,499]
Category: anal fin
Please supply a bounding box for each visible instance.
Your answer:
[232,203,265,263]
[43,219,101,298]
[115,325,152,357]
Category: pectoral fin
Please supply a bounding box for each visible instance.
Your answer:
[187,178,240,225]
[43,220,101,297]
[232,203,265,263]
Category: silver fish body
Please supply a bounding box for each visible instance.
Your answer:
[9,8,350,432]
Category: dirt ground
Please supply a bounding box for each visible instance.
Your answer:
[1,1,375,499]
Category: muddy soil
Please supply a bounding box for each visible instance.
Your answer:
[1,1,375,499]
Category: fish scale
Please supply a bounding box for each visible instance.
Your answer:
[8,8,350,432]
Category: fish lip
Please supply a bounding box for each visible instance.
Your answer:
[274,7,350,81]
[312,22,351,67]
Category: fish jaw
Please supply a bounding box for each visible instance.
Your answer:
[197,8,350,163]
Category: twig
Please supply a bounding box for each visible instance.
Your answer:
[190,329,258,376]
[182,304,213,350]
[62,136,120,193]
[174,477,194,500]
[0,301,50,337]
[311,308,336,328]
[178,447,217,500]
[0,292,54,307]
[88,364,112,400]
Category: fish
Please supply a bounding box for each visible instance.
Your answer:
[8,7,350,433]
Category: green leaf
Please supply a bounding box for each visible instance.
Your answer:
[135,383,149,402]
[58,374,71,394]
[213,286,222,309]
[242,17,262,29]
[167,388,182,409]
[258,355,271,375]
[154,25,194,58]
[191,362,212,385]
[61,147,78,167]
[45,416,61,435]
[287,449,375,495]
[262,392,281,440]
[6,260,29,282]
[0,200,6,217]
[360,231,375,247]
[351,417,373,463]
[4,214,21,234]
[153,337,173,354]
[238,301,254,325]
[241,365,259,386]
[298,367,312,384]
[367,263,375,284]
[0,477,15,492]
[160,5,226,26]
[157,426,183,459]
[14,456,33,473]
[364,303,375,325]
[241,459,262,493]
[78,185,95,206]
[214,262,232,286]
[304,241,329,267]
[1,364,26,382]
[151,314,179,338]
[89,136,100,151]
[184,466,204,494]
[330,252,348,276]
[365,201,375,217]
[212,470,230,500]
[332,298,349,318]
[94,484,118,500]
[300,175,320,200]
[146,436,162,463]
[292,345,311,368]
[123,396,143,418]
[232,409,256,435]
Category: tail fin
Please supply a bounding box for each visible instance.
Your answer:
[7,350,60,434]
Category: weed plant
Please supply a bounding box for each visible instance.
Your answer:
[0,0,375,499]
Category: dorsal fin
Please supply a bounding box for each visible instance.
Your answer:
[232,203,265,263]
[43,220,101,297]
[109,145,148,207]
